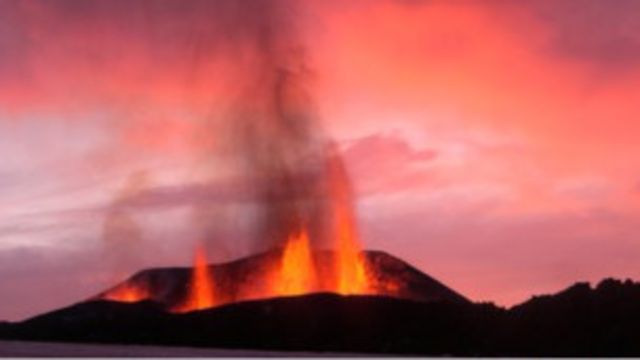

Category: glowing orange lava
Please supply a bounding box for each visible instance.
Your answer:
[334,206,370,295]
[326,148,372,295]
[102,283,149,303]
[173,245,217,313]
[275,229,317,296]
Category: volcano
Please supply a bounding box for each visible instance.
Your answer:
[95,249,469,312]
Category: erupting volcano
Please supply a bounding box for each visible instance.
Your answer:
[91,0,398,312]
[95,248,469,313]
[95,180,432,311]
[96,145,403,310]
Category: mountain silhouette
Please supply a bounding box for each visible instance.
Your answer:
[2,251,640,356]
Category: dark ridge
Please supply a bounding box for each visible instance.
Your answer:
[0,321,13,338]
[6,294,496,355]
[497,278,640,356]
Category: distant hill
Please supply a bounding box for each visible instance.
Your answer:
[497,278,640,356]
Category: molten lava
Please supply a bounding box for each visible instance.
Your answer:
[326,148,372,295]
[173,245,217,313]
[102,283,149,303]
[275,229,316,296]
[335,209,370,295]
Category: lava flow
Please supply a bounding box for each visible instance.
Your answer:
[173,245,217,313]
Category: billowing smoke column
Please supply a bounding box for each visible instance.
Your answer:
[217,0,349,253]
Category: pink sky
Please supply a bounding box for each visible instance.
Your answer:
[1,0,640,321]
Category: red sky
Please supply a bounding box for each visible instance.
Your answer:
[1,0,640,321]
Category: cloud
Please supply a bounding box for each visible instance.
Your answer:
[341,133,437,194]
[515,0,640,68]
[361,193,640,307]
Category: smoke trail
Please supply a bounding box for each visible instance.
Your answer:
[102,171,151,279]
[209,0,341,252]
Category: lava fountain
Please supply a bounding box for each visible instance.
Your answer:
[173,245,217,313]
[274,229,317,296]
[325,148,371,295]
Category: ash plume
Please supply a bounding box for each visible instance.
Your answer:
[91,0,359,257]
[102,171,152,279]
[211,0,349,252]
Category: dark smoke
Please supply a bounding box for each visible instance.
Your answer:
[214,0,342,252]
[102,171,152,279]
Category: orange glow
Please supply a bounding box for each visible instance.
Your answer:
[326,148,372,295]
[275,229,317,296]
[173,245,217,313]
[335,206,370,295]
[102,283,149,303]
